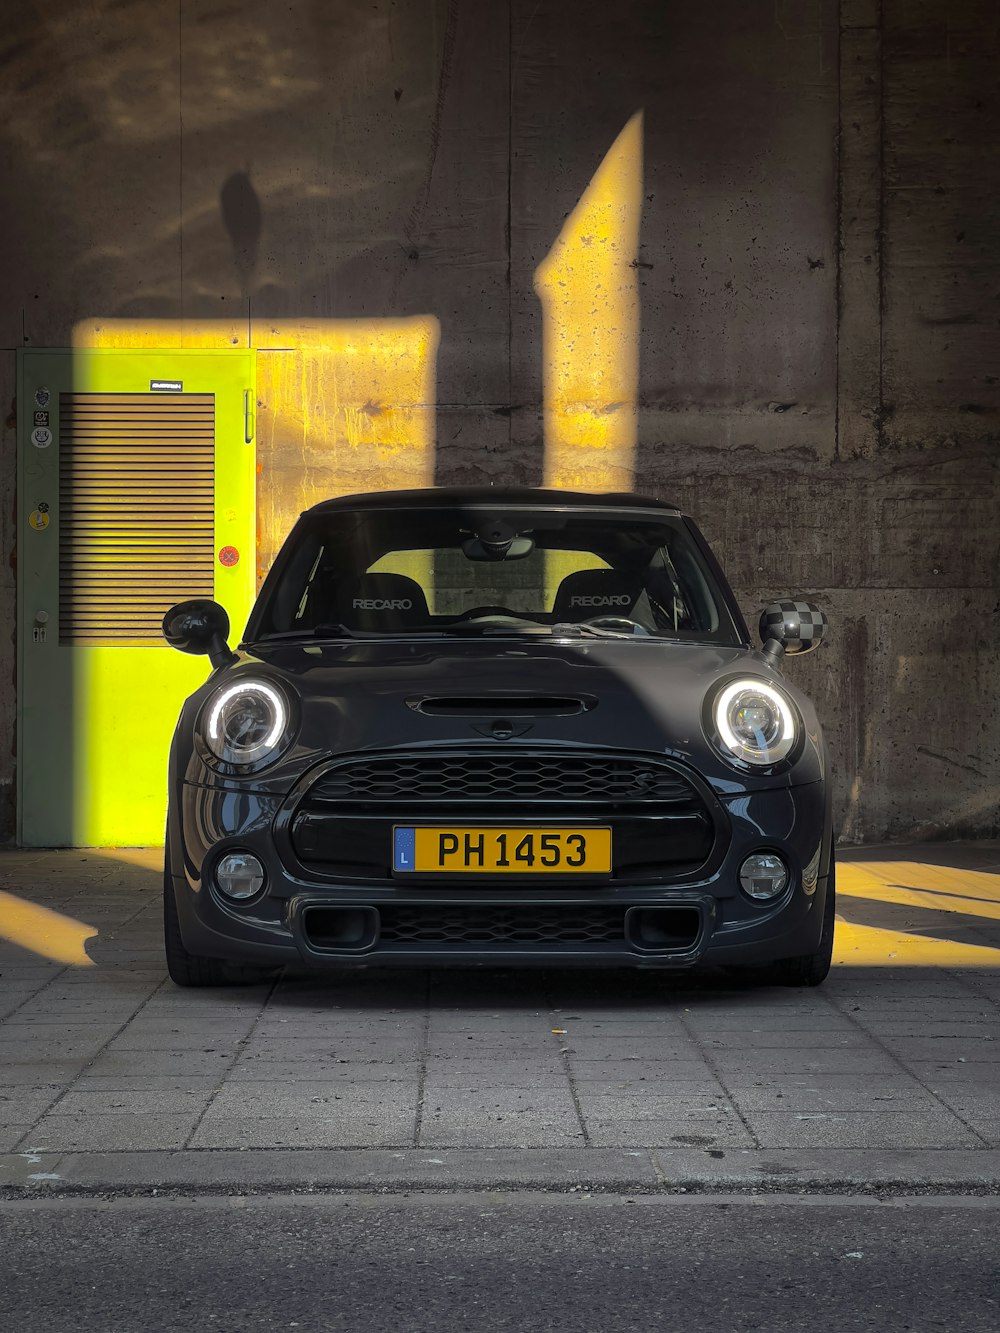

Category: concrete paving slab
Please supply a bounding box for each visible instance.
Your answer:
[70,1075,226,1093]
[205,1084,419,1117]
[85,1051,240,1078]
[706,1049,901,1075]
[588,1118,755,1149]
[227,1058,422,1083]
[699,1031,872,1049]
[54,1090,214,1116]
[743,1110,984,1149]
[420,1060,569,1085]
[928,1087,1000,1117]
[189,1115,416,1150]
[0,1037,121,1062]
[0,1127,33,1152]
[568,1078,726,1096]
[0,1089,65,1121]
[419,1116,585,1149]
[3,1062,88,1086]
[103,1031,249,1052]
[0,1009,145,1026]
[554,1038,710,1060]
[568,1059,719,1081]
[966,1119,1000,1146]
[728,1083,945,1113]
[238,1038,423,1060]
[22,1113,204,1152]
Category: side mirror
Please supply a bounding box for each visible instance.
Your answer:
[162,599,236,669]
[759,600,827,663]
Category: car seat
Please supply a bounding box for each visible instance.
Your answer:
[336,573,430,631]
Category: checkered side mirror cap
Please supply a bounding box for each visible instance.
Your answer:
[759,600,828,656]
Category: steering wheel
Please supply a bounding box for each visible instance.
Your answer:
[453,605,519,622]
[582,615,650,635]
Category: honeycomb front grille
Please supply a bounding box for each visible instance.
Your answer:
[308,752,697,806]
[377,905,625,944]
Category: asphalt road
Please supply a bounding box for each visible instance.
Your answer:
[2,1191,997,1332]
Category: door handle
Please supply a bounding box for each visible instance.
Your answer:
[244,389,255,444]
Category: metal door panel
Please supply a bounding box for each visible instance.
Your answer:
[17,349,255,846]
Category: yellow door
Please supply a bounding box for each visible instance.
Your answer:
[17,349,256,846]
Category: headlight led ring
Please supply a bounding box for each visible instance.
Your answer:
[713,678,797,768]
[205,679,288,766]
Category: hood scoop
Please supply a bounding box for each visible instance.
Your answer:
[407,695,596,718]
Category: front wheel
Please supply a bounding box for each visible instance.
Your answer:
[766,845,836,987]
[163,851,271,987]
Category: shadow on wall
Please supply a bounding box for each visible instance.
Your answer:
[220,170,262,298]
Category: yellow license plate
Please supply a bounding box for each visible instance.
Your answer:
[392,826,612,874]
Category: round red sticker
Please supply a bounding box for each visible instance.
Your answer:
[218,546,240,567]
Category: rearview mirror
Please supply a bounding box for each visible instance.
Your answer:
[759,600,827,661]
[162,599,236,669]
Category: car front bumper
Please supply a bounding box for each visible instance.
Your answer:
[167,775,832,971]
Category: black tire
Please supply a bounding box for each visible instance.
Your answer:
[766,843,836,987]
[163,850,271,988]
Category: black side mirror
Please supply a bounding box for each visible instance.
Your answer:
[162,599,236,669]
[759,600,827,663]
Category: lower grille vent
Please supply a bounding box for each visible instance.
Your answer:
[377,905,625,945]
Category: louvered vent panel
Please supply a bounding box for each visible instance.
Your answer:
[59,393,215,645]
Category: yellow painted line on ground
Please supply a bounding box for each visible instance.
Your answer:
[0,890,97,966]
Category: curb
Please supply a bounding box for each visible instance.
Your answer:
[2,1148,999,1193]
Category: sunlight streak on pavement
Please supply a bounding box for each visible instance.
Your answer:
[835,861,1000,968]
[0,889,97,966]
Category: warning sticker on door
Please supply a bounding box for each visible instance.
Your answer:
[31,427,52,448]
[29,509,50,530]
[218,546,240,567]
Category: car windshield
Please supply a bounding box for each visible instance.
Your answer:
[248,505,740,644]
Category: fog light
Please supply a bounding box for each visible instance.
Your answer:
[739,852,789,901]
[215,852,265,901]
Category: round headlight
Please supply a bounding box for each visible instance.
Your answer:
[204,679,289,767]
[713,678,797,767]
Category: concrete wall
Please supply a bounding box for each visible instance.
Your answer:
[0,0,997,842]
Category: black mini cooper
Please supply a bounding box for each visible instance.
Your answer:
[163,487,834,986]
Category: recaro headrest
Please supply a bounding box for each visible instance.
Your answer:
[551,569,642,620]
[339,573,429,630]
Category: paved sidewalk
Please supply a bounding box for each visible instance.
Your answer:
[0,843,998,1191]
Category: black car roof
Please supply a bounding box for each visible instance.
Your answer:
[304,487,682,516]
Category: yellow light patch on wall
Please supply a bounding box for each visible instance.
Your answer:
[74,318,249,349]
[536,111,644,493]
[253,317,440,563]
[73,315,440,581]
[0,890,96,966]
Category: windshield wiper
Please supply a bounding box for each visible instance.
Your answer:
[252,623,356,642]
[550,621,645,640]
